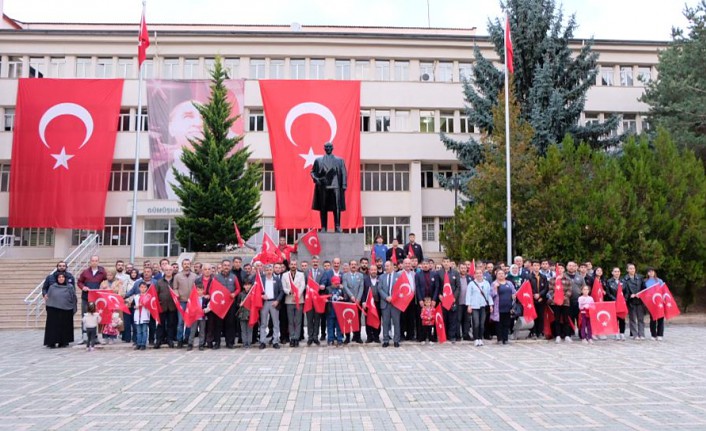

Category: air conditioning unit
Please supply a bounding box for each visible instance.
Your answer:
[421,73,430,81]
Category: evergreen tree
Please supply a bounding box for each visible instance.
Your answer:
[173,57,262,252]
[641,1,706,163]
[441,0,619,191]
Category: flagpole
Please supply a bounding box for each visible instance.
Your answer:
[504,13,513,266]
[130,0,146,264]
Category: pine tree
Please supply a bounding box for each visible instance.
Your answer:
[441,0,619,191]
[173,57,262,252]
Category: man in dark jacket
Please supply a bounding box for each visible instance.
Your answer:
[42,261,76,296]
[155,266,177,348]
[77,255,107,344]
[622,263,646,339]
[437,257,461,343]
[527,261,549,339]
[216,259,238,348]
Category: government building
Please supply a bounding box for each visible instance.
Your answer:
[0,8,666,259]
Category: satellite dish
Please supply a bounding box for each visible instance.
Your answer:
[421,73,430,81]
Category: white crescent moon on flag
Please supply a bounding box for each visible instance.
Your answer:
[523,292,531,299]
[307,236,319,248]
[95,298,107,310]
[597,310,610,322]
[38,103,94,149]
[399,284,411,298]
[108,296,121,308]
[285,102,337,147]
[212,290,225,305]
[342,308,355,321]
[652,293,662,305]
[435,312,444,328]
[150,297,158,310]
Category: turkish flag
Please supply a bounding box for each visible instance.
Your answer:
[435,304,447,344]
[469,260,476,276]
[300,230,322,256]
[332,301,360,334]
[207,278,234,319]
[390,271,414,312]
[242,272,264,327]
[259,80,362,229]
[440,272,455,311]
[365,287,380,329]
[9,79,123,229]
[168,288,185,319]
[233,221,245,248]
[88,290,114,324]
[183,287,204,328]
[637,284,665,320]
[553,276,564,305]
[141,285,161,324]
[589,301,619,336]
[304,278,330,314]
[661,284,681,320]
[88,290,131,315]
[516,280,537,321]
[138,9,150,67]
[543,306,554,339]
[407,244,414,258]
[370,247,376,265]
[505,14,514,73]
[591,277,605,303]
[615,281,628,319]
[391,249,398,265]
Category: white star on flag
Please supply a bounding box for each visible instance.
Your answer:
[51,147,74,170]
[299,147,321,169]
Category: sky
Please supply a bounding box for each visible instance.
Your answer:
[2,0,696,41]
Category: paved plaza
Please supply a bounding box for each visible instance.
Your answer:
[1,326,705,430]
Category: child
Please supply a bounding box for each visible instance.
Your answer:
[578,285,595,344]
[82,302,100,351]
[187,285,210,351]
[102,310,122,344]
[419,297,435,344]
[133,282,151,350]
[236,280,253,349]
[326,276,346,347]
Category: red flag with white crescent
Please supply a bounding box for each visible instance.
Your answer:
[206,278,234,319]
[615,281,628,319]
[589,301,619,336]
[332,301,360,334]
[233,221,245,248]
[259,80,362,229]
[300,229,322,255]
[88,290,113,324]
[141,285,161,324]
[9,79,123,229]
[591,277,605,303]
[168,288,185,319]
[183,286,204,328]
[138,8,150,67]
[365,287,380,329]
[434,304,447,344]
[637,284,665,320]
[88,290,131,315]
[441,271,455,311]
[516,280,537,321]
[661,283,681,320]
[246,272,265,327]
[390,271,414,312]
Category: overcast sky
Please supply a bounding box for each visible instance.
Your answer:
[2,0,695,41]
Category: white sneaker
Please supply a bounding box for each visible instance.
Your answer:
[555,336,561,344]
[640,336,647,340]
[480,340,484,346]
[564,337,572,343]
[650,336,657,341]
[582,339,588,344]
[588,339,594,344]
[657,336,663,341]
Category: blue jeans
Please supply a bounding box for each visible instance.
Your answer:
[326,314,342,343]
[136,323,148,347]
[176,301,190,342]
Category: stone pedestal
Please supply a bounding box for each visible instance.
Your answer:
[296,232,365,265]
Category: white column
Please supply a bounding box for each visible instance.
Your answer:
[409,161,423,246]
[53,229,72,259]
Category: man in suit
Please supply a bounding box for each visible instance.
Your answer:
[527,260,549,339]
[282,259,306,347]
[378,261,401,348]
[342,260,365,344]
[415,259,438,342]
[307,256,327,342]
[404,233,424,262]
[438,257,462,343]
[399,258,418,341]
[363,264,381,343]
[259,264,285,350]
[513,256,531,280]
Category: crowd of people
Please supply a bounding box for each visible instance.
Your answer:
[41,232,671,351]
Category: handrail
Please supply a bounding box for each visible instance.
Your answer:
[24,233,101,327]
[0,235,13,258]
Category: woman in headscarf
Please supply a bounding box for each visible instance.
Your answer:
[44,273,77,348]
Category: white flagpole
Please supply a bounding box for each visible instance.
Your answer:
[130,0,146,264]
[504,13,513,266]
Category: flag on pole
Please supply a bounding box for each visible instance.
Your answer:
[233,221,245,248]
[505,14,514,74]
[138,7,150,67]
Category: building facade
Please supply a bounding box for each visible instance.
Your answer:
[0,12,666,259]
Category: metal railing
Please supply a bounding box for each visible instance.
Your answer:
[0,235,13,258]
[24,233,100,327]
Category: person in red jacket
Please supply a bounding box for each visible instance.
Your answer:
[77,255,107,345]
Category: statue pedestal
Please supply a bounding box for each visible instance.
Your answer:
[296,232,365,265]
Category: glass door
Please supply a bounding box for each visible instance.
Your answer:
[143,218,181,257]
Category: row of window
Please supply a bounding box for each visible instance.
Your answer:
[0,163,148,192]
[599,65,653,87]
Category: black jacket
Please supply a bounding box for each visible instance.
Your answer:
[403,242,424,261]
[621,274,645,303]
[527,272,549,302]
[415,270,439,302]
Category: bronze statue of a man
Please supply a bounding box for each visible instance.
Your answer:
[311,142,347,232]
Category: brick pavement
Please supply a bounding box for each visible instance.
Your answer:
[1,326,705,430]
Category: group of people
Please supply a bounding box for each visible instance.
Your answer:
[42,232,672,351]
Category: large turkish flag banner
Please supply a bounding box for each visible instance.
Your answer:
[259,80,362,229]
[9,79,123,229]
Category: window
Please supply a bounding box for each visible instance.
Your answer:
[620,66,633,86]
[420,164,434,189]
[96,58,113,78]
[0,164,9,192]
[118,109,131,132]
[140,60,154,79]
[290,59,306,79]
[163,58,180,79]
[438,217,451,235]
[420,110,435,133]
[440,112,454,133]
[375,60,390,81]
[600,65,614,86]
[437,164,453,184]
[7,56,23,78]
[223,58,240,78]
[355,60,370,80]
[116,58,133,78]
[136,109,148,132]
[437,62,453,82]
[584,114,600,127]
[622,114,637,134]
[75,58,91,78]
[361,163,409,191]
[28,57,46,78]
[335,60,351,80]
[0,220,54,247]
[262,162,275,191]
[269,59,285,79]
[394,110,410,132]
[375,110,390,132]
[459,63,473,81]
[48,58,66,78]
[204,58,216,77]
[310,59,325,79]
[420,62,434,81]
[73,218,132,246]
[459,116,474,134]
[360,110,371,132]
[363,216,410,245]
[108,162,149,192]
[249,110,265,132]
[637,66,651,85]
[3,109,15,131]
[422,217,435,242]
[183,58,199,79]
[641,116,651,132]
[249,59,265,79]
[393,61,409,81]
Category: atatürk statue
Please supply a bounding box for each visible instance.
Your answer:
[311,142,347,232]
